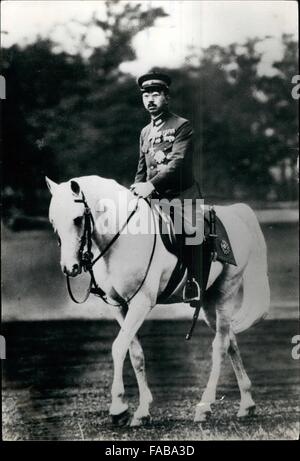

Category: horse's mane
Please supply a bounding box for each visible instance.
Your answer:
[72,175,128,195]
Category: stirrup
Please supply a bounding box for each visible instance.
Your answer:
[183,277,201,303]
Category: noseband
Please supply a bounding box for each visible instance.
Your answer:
[66,191,157,307]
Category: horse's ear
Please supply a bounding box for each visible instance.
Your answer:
[70,180,81,196]
[45,177,58,195]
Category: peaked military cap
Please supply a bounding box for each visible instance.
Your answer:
[137,72,171,92]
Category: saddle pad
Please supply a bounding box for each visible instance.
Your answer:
[204,210,237,266]
[155,206,236,266]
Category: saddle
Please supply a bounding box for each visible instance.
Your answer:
[154,205,236,303]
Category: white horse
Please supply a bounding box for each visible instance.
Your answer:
[46,175,270,426]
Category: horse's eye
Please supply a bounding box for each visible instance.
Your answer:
[74,216,83,227]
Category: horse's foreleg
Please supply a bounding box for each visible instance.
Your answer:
[194,308,231,422]
[109,294,152,423]
[112,306,153,426]
[129,337,153,426]
[228,331,256,418]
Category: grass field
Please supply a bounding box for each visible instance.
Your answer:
[1,217,299,440]
[2,319,299,440]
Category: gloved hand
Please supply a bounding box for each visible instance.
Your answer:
[130,181,155,198]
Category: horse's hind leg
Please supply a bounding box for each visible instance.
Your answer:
[194,308,231,422]
[109,294,152,425]
[228,331,256,418]
[112,305,153,427]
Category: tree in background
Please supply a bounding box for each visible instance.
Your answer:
[2,0,167,218]
[156,35,298,200]
[258,34,298,200]
[2,1,298,222]
[2,39,87,216]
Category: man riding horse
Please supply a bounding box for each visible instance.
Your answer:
[131,72,204,305]
[46,78,269,421]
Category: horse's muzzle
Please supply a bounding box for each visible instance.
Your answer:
[63,263,82,277]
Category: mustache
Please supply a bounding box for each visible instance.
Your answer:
[148,104,157,108]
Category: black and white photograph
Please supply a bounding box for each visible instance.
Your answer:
[1,0,299,442]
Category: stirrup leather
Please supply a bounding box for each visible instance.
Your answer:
[183,277,201,303]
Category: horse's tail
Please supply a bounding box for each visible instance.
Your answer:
[231,204,270,334]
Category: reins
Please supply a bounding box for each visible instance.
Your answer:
[66,192,157,308]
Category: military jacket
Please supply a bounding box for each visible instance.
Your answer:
[134,111,200,199]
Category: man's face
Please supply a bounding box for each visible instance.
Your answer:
[142,89,169,116]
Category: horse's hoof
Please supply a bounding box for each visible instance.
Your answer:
[111,409,130,426]
[194,403,212,423]
[130,415,152,427]
[237,404,256,419]
[194,411,212,423]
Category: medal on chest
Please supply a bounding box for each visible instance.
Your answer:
[148,125,164,163]
[148,126,176,163]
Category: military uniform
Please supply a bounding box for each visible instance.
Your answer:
[135,111,200,200]
[134,72,203,303]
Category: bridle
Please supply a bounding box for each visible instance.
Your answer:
[66,191,157,307]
